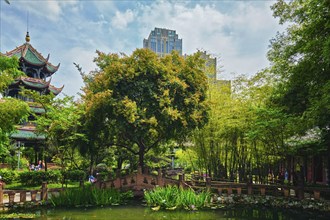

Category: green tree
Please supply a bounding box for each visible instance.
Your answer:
[269,0,330,131]
[0,56,29,159]
[269,0,330,182]
[82,49,209,169]
[0,56,23,92]
[22,90,85,170]
[191,80,231,179]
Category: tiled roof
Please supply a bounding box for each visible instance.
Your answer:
[11,76,63,96]
[30,106,45,114]
[5,43,60,75]
[10,125,45,141]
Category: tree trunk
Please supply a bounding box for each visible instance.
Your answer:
[138,144,145,172]
[89,154,94,175]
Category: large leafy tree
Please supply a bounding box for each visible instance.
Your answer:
[269,0,330,182]
[269,0,330,132]
[82,49,209,169]
[0,56,29,158]
[23,90,85,170]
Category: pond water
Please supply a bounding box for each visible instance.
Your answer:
[24,205,330,220]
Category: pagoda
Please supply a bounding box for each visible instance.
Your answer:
[3,32,63,159]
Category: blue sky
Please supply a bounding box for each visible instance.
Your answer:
[1,0,284,98]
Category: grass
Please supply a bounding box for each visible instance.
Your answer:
[144,185,211,211]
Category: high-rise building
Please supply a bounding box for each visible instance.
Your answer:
[143,27,182,56]
[199,51,217,80]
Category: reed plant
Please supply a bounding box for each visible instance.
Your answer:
[144,185,211,211]
[49,186,133,207]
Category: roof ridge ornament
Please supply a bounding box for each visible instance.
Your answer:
[25,31,30,43]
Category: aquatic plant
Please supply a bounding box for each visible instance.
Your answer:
[49,186,133,207]
[144,185,211,210]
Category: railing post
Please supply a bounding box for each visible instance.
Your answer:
[260,187,266,196]
[8,192,15,205]
[0,184,3,206]
[313,190,320,200]
[206,177,211,191]
[179,174,185,187]
[20,191,26,203]
[297,186,304,200]
[227,187,232,195]
[247,183,252,195]
[157,168,164,186]
[237,187,242,195]
[31,190,37,201]
[41,182,48,200]
[284,187,289,197]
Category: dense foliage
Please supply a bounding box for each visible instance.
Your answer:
[269,0,330,141]
[61,170,86,182]
[81,49,209,169]
[0,56,29,160]
[18,170,61,186]
[0,169,18,184]
[268,0,330,182]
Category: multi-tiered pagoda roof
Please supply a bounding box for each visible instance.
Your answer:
[4,32,63,95]
[3,33,64,143]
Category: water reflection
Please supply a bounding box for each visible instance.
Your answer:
[30,205,330,220]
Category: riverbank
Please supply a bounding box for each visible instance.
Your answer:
[211,194,330,212]
[1,191,330,215]
[1,203,330,220]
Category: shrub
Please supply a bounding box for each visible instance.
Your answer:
[49,186,133,207]
[61,170,86,182]
[144,185,211,210]
[0,169,18,184]
[18,170,61,186]
[96,170,115,181]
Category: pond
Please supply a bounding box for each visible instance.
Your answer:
[17,205,330,220]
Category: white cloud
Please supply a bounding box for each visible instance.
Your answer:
[52,47,97,98]
[2,0,284,97]
[137,1,281,78]
[111,9,135,30]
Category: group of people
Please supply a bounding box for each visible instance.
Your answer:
[28,160,45,171]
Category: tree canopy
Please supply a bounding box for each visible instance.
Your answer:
[0,56,29,158]
[269,0,330,182]
[82,49,209,168]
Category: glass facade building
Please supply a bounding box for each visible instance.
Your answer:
[143,27,182,56]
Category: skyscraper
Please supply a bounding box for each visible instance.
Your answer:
[143,27,182,56]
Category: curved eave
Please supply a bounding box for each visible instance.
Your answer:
[5,44,26,57]
[20,77,50,89]
[20,56,45,67]
[30,106,46,114]
[46,63,60,74]
[5,43,59,74]
[11,127,45,141]
[48,84,64,95]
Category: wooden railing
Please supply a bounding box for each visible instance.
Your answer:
[97,170,330,200]
[1,170,329,207]
[0,183,62,208]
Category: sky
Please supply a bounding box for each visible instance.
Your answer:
[1,0,285,98]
